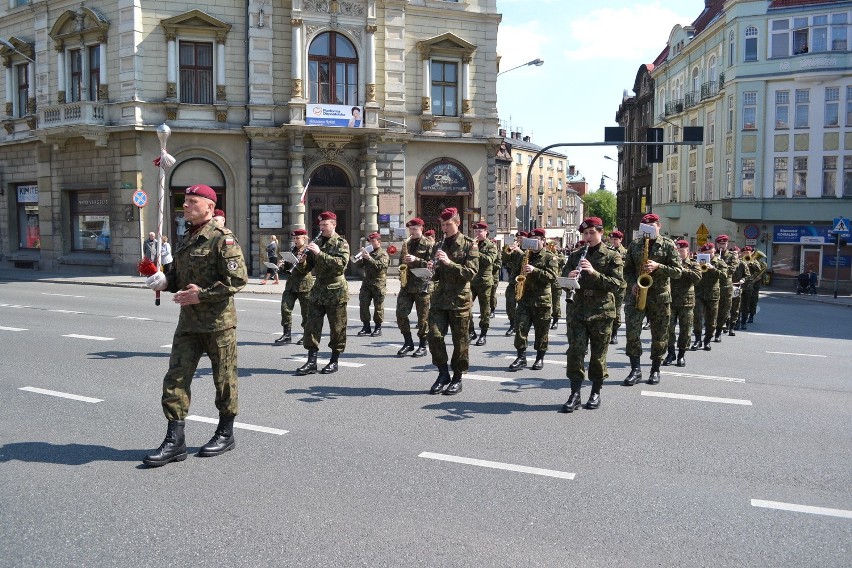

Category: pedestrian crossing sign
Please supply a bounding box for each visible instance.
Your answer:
[833,217,850,237]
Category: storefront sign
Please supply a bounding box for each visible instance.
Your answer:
[419,162,471,195]
[773,225,832,244]
[17,184,38,203]
[825,255,851,268]
[306,104,363,128]
[259,204,283,229]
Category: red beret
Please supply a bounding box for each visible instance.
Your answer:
[715,234,729,243]
[185,184,217,203]
[516,231,529,238]
[291,229,308,236]
[743,246,754,252]
[473,222,489,230]
[439,207,458,221]
[406,218,424,227]
[610,230,624,239]
[579,217,603,231]
[317,211,336,221]
[531,228,546,237]
[213,209,225,219]
[641,213,660,224]
[729,245,740,252]
[368,232,381,240]
[424,229,436,237]
[700,243,715,252]
[675,239,690,249]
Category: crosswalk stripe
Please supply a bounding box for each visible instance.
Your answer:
[19,386,103,403]
[641,391,752,406]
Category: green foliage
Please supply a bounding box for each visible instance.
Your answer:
[582,189,616,231]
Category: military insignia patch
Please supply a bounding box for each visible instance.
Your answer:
[224,237,235,246]
[227,260,238,271]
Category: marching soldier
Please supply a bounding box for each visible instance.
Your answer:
[355,232,389,337]
[714,235,735,340]
[608,230,628,344]
[550,243,567,329]
[469,222,498,346]
[691,242,726,351]
[274,229,315,345]
[741,246,763,326]
[295,212,350,376]
[508,228,558,371]
[427,208,479,396]
[503,231,526,335]
[623,213,683,386]
[490,238,500,319]
[727,245,749,336]
[396,218,435,357]
[663,240,701,367]
[559,217,624,413]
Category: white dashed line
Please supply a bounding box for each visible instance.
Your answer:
[661,371,745,383]
[283,356,365,368]
[115,316,153,321]
[186,415,288,435]
[62,334,115,341]
[0,326,27,331]
[641,391,752,406]
[751,499,852,519]
[50,309,85,314]
[19,386,103,403]
[465,373,544,386]
[765,351,827,358]
[42,293,85,298]
[419,452,575,480]
[0,303,31,308]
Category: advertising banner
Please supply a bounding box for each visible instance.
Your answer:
[306,104,363,128]
[17,184,38,203]
[772,225,832,244]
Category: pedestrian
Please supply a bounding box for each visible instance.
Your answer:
[142,184,247,467]
[274,229,315,345]
[160,235,173,273]
[427,207,479,395]
[663,240,701,367]
[396,218,434,357]
[295,212,350,375]
[608,230,628,344]
[808,270,818,295]
[144,231,158,263]
[355,232,389,337]
[469,222,498,346]
[260,235,279,285]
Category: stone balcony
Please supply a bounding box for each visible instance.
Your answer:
[35,102,107,147]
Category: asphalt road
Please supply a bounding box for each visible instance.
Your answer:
[1,281,850,567]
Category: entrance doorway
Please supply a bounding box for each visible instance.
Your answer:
[305,165,351,240]
[420,195,466,237]
[802,247,822,284]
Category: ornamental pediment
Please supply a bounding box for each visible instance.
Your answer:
[48,7,110,48]
[161,10,232,42]
[0,36,33,65]
[418,33,476,58]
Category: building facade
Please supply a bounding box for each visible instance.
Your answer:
[0,0,502,274]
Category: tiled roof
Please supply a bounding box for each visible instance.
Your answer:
[769,0,845,8]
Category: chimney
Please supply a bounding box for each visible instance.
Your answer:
[523,136,530,142]
[499,128,507,137]
[568,165,576,176]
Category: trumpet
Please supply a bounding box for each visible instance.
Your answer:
[353,243,375,262]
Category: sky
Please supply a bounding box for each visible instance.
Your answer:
[496,0,709,192]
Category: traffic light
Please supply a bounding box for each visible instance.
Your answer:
[646,128,663,163]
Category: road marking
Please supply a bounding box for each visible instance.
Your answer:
[503,356,565,367]
[42,293,85,298]
[161,344,172,349]
[19,386,103,403]
[765,351,827,358]
[419,452,575,480]
[0,303,31,308]
[186,415,288,435]
[751,499,852,519]
[465,373,544,386]
[62,334,114,341]
[641,391,752,406]
[661,371,745,383]
[0,326,27,331]
[236,297,279,303]
[50,309,85,314]
[283,356,364,368]
[747,332,799,339]
[115,316,152,321]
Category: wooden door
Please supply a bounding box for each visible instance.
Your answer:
[307,190,349,239]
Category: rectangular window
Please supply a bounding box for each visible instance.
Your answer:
[831,12,848,51]
[88,45,100,101]
[15,184,40,249]
[847,86,852,126]
[774,157,788,197]
[431,61,458,117]
[704,165,714,200]
[689,170,697,200]
[515,194,521,207]
[557,197,563,209]
[547,177,553,189]
[771,19,790,57]
[707,110,716,144]
[812,15,829,52]
[69,49,83,102]
[793,157,808,197]
[70,190,111,252]
[825,86,840,127]
[795,89,809,128]
[742,159,755,197]
[538,157,544,168]
[775,90,789,129]
[15,63,28,117]
[823,156,837,197]
[844,156,852,196]
[725,159,733,198]
[179,41,214,105]
[515,172,521,186]
[727,94,734,132]
[743,91,757,130]
[548,195,553,207]
[548,158,553,169]
[516,153,522,164]
[793,18,809,54]
[669,173,678,202]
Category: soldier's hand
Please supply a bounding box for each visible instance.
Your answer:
[306,242,321,255]
[523,264,534,274]
[645,260,660,273]
[436,250,450,265]
[361,247,370,258]
[579,258,595,275]
[426,260,434,270]
[404,254,416,263]
[568,270,581,279]
[174,283,201,305]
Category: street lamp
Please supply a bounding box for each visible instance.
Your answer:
[604,155,618,163]
[0,38,34,62]
[497,58,544,77]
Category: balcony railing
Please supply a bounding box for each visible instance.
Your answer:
[684,91,698,108]
[700,81,718,100]
[665,99,684,115]
[39,102,105,128]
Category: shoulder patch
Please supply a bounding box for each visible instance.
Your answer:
[224,237,235,246]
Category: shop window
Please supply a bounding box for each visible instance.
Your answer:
[70,190,111,251]
[179,41,214,104]
[309,31,358,105]
[16,184,40,249]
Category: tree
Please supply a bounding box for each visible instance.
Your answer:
[582,189,616,231]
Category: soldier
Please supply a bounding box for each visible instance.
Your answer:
[559,217,624,413]
[295,211,350,375]
[742,246,764,325]
[503,231,526,335]
[489,238,500,318]
[714,234,735,341]
[427,207,479,395]
[508,228,559,371]
[691,242,726,351]
[396,218,434,357]
[355,232,389,337]
[274,229,315,345]
[608,230,628,344]
[549,242,567,329]
[143,184,247,467]
[727,245,749,336]
[623,213,683,386]
[468,222,498,346]
[663,240,701,367]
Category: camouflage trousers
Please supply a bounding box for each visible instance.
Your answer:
[514,302,551,352]
[613,287,627,337]
[625,302,670,361]
[747,285,761,317]
[280,289,310,330]
[470,281,493,331]
[716,287,733,331]
[566,316,613,391]
[490,276,498,314]
[162,328,238,421]
[693,296,719,341]
[304,300,348,353]
[730,294,741,324]
[667,305,694,352]
[359,283,386,325]
[550,284,562,319]
[505,284,517,325]
[397,288,430,339]
[428,307,471,373]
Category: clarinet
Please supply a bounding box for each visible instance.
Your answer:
[565,245,589,304]
[283,233,323,274]
[422,235,446,294]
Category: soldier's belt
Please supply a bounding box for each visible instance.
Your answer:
[583,289,608,297]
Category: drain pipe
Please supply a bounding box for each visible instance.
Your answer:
[245,0,253,274]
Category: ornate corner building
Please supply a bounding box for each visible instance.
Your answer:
[0,0,502,274]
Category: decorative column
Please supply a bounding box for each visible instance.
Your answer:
[462,55,471,114]
[27,61,35,113]
[166,34,176,99]
[80,44,89,101]
[288,132,306,230]
[4,63,12,116]
[364,137,379,235]
[421,55,430,113]
[98,37,108,100]
[291,19,303,99]
[216,36,226,100]
[366,25,376,103]
[56,47,66,103]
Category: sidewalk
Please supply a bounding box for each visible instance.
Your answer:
[1,266,850,307]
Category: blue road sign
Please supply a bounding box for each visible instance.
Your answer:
[832,217,850,238]
[132,190,148,208]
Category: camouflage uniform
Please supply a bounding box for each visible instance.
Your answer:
[503,248,523,329]
[396,237,434,339]
[489,241,501,316]
[745,259,763,320]
[667,258,701,357]
[564,243,624,393]
[715,250,735,335]
[161,219,247,420]
[470,237,498,333]
[514,249,559,352]
[692,255,726,346]
[624,236,683,362]
[280,245,315,333]
[357,246,389,326]
[428,233,479,375]
[729,257,751,328]
[609,244,628,341]
[550,249,567,322]
[299,233,350,353]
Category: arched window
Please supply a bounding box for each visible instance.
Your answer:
[308,31,359,105]
[745,26,758,62]
[729,31,735,66]
[708,56,717,83]
[692,67,700,94]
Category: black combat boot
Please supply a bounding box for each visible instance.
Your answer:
[198,416,235,457]
[296,349,318,375]
[490,310,496,319]
[531,350,546,370]
[397,334,415,356]
[560,390,582,413]
[469,325,478,341]
[505,323,515,336]
[690,334,701,351]
[728,326,736,337]
[508,349,527,371]
[703,334,713,351]
[444,371,463,396]
[412,337,428,358]
[357,324,372,336]
[274,325,292,345]
[371,324,382,337]
[648,360,661,385]
[676,349,686,367]
[740,314,748,331]
[321,351,340,374]
[550,317,559,330]
[430,364,451,394]
[662,345,676,366]
[143,420,187,467]
[714,330,722,343]
[733,320,741,331]
[585,389,601,410]
[474,329,487,346]
[296,336,305,346]
[747,314,754,323]
[610,328,618,345]
[623,356,642,386]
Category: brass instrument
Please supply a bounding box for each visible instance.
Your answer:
[353,243,374,262]
[546,241,558,253]
[742,250,766,263]
[636,236,653,311]
[565,245,589,304]
[515,248,531,301]
[398,237,410,287]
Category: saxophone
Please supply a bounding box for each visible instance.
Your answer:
[636,236,653,311]
[514,248,531,301]
[398,237,410,287]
